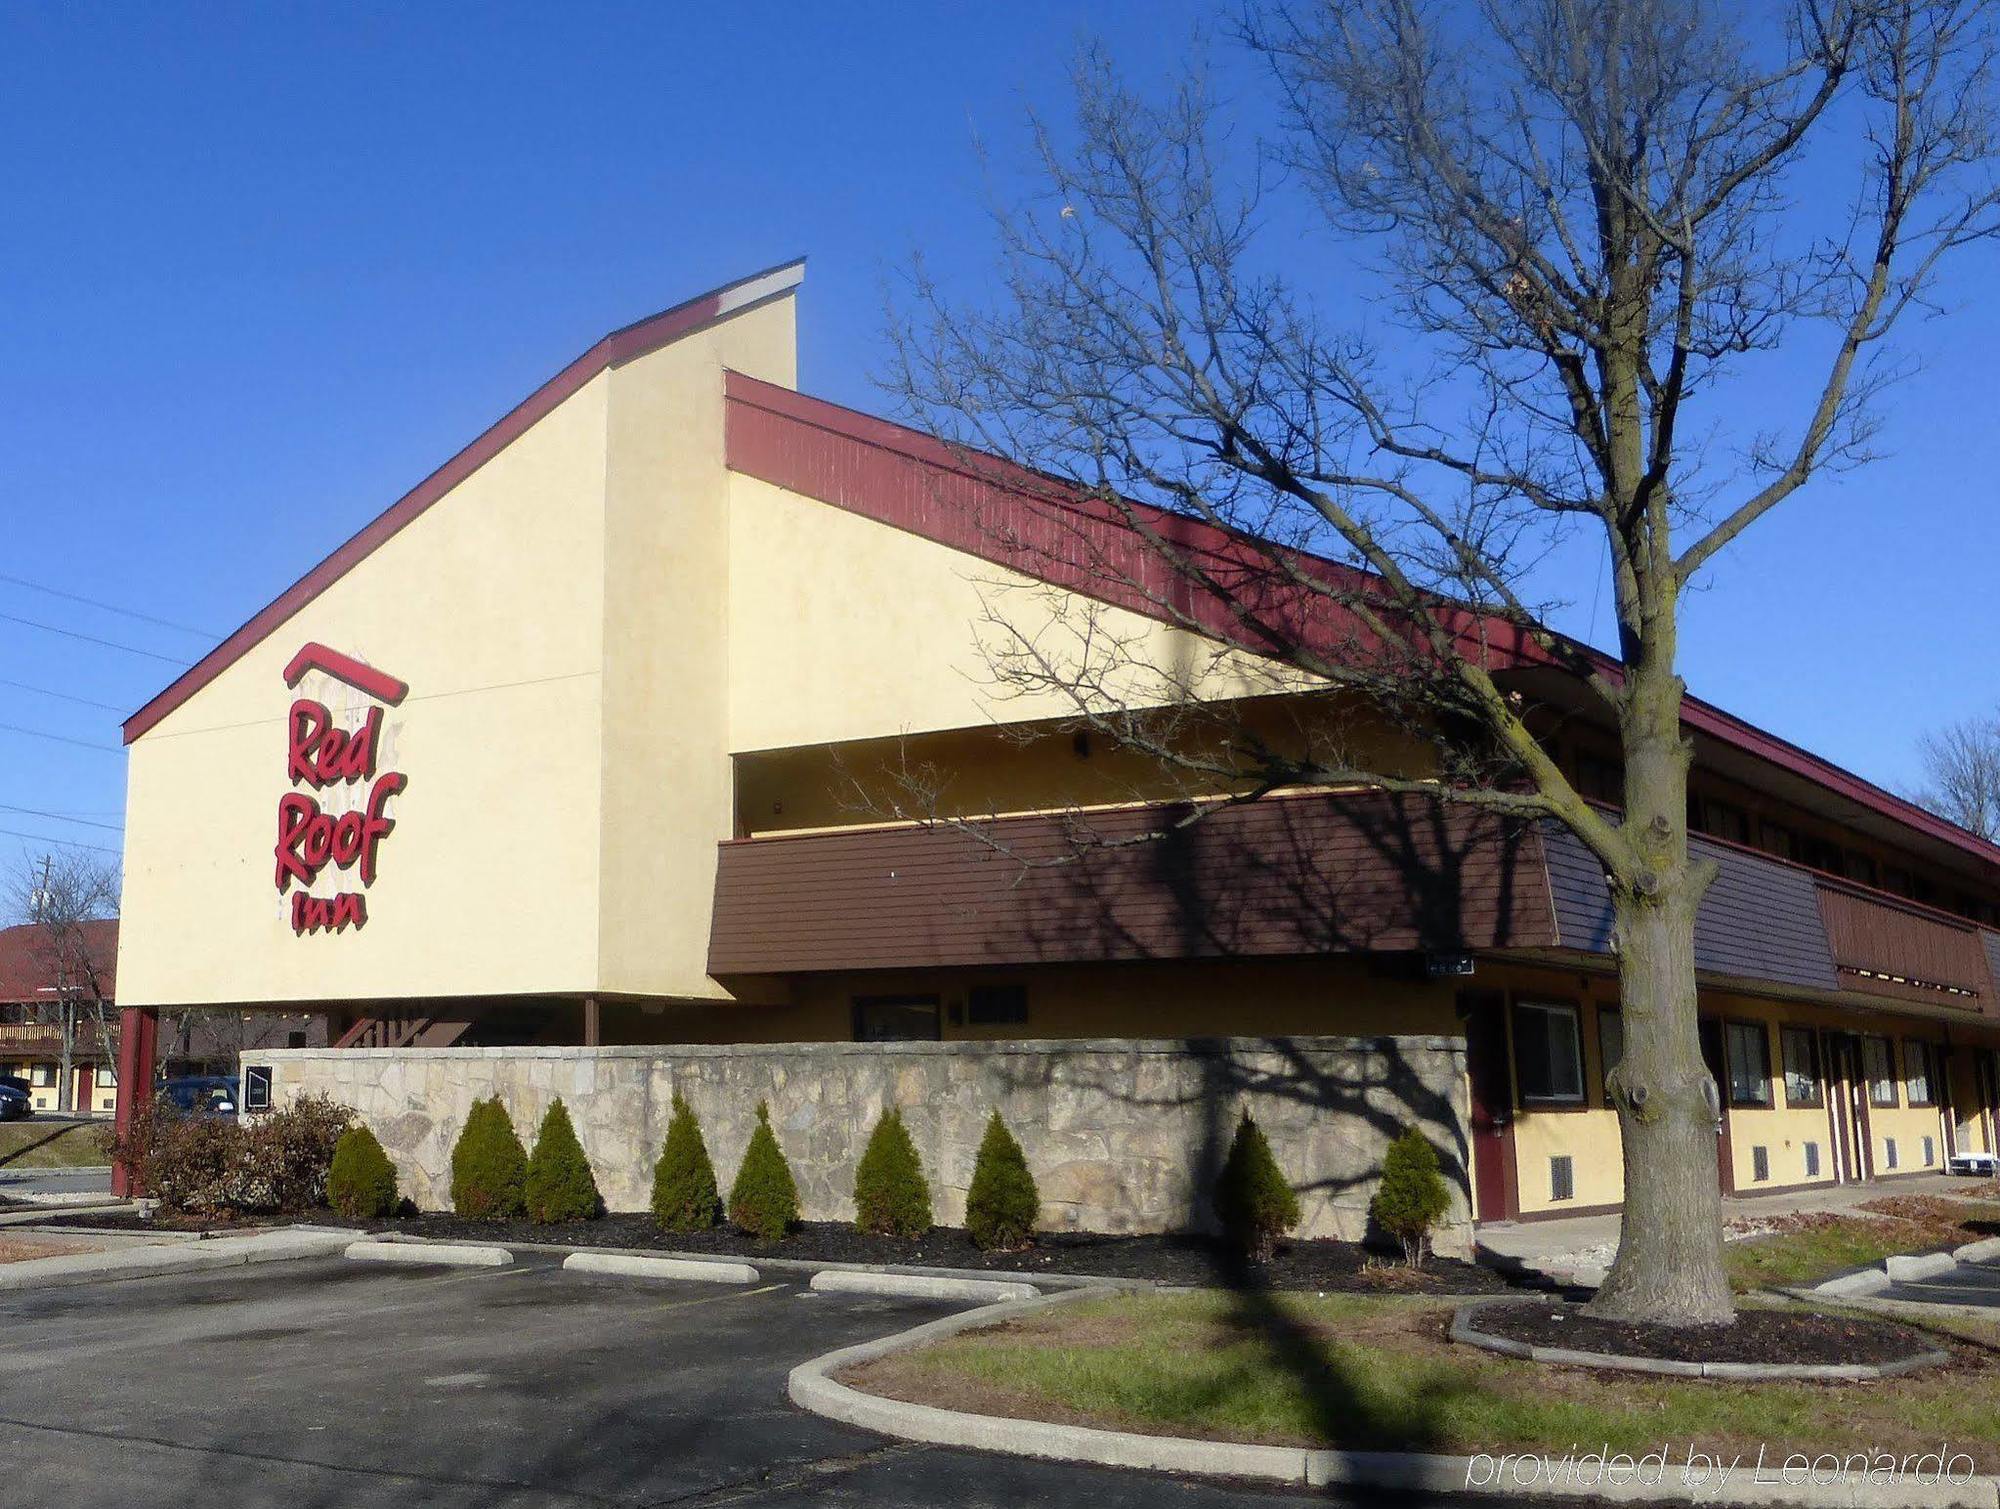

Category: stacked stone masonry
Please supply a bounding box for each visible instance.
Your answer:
[252,1035,1472,1257]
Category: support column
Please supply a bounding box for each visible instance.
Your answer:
[110,1006,159,1198]
[582,996,601,1047]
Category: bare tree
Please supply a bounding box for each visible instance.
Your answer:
[1911,712,2000,840]
[6,849,121,1113]
[890,1,1999,1325]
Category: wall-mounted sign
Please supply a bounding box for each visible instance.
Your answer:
[274,643,408,936]
[243,1064,273,1113]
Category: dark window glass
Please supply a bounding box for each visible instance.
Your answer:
[1864,1036,1898,1107]
[852,996,941,1042]
[1725,1021,1772,1107]
[966,985,1028,1026]
[1904,1040,1936,1106]
[1780,1027,1822,1107]
[1597,1006,1624,1090]
[1512,1002,1584,1103]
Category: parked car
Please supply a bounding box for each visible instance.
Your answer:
[0,1081,30,1121]
[158,1076,238,1116]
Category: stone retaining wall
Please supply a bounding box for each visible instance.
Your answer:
[250,1035,1472,1256]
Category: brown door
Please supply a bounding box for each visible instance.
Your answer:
[1698,1019,1733,1196]
[75,1064,94,1110]
[1831,1033,1874,1182]
[1462,992,1516,1222]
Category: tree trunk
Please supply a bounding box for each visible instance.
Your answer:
[1588,700,1736,1327]
[57,1003,74,1115]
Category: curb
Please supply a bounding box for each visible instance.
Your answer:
[789,1292,2000,1506]
[0,1229,355,1293]
[1448,1301,1951,1381]
[809,1270,1037,1304]
[0,1202,133,1228]
[1884,1252,1958,1283]
[1953,1236,2000,1264]
[563,1252,758,1285]
[343,1240,512,1268]
[0,1165,113,1182]
[348,1229,1140,1293]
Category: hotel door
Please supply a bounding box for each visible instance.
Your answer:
[1461,992,1516,1222]
[1828,1033,1873,1183]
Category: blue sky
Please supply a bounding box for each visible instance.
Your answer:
[1,3,1994,870]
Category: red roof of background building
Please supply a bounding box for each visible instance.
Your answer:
[0,919,117,1004]
[115,264,2000,877]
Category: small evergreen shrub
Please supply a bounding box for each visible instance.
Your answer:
[1370,1127,1453,1267]
[651,1093,721,1232]
[327,1124,399,1218]
[964,1109,1039,1251]
[853,1107,932,1238]
[1213,1108,1301,1260]
[728,1101,799,1242]
[449,1096,527,1220]
[524,1098,601,1224]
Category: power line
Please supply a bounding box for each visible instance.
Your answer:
[0,572,220,640]
[0,803,122,833]
[0,722,120,753]
[0,826,120,856]
[0,611,193,667]
[0,677,126,713]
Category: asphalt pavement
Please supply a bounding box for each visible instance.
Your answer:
[0,1253,1381,1509]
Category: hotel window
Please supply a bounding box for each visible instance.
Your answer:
[1780,1027,1822,1108]
[30,1063,53,1087]
[1701,798,1751,847]
[97,1063,116,1088]
[1511,1002,1584,1104]
[966,985,1028,1027]
[1863,1036,1899,1107]
[851,996,942,1042]
[1759,821,1797,862]
[1597,1006,1624,1090]
[1725,1021,1772,1107]
[1904,1040,1937,1107]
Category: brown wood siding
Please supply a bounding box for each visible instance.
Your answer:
[1816,884,1994,1011]
[708,791,1557,975]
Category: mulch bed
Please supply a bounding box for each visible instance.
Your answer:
[351,1213,1518,1293]
[1470,1299,1937,1367]
[32,1204,1516,1293]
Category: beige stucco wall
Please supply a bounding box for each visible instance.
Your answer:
[725,473,1312,754]
[595,300,795,1000]
[119,373,614,1008]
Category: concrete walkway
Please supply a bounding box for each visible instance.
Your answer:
[1477,1172,1986,1269]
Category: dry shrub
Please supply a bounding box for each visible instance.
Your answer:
[109,1092,351,1218]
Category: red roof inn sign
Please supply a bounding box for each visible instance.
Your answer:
[274,643,408,936]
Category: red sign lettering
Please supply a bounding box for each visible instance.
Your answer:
[274,648,407,937]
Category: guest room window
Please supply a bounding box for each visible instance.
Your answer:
[1863,1036,1898,1107]
[1725,1021,1773,1108]
[1512,1002,1584,1104]
[1904,1040,1937,1107]
[1780,1027,1822,1108]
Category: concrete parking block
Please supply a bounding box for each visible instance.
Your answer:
[0,1228,353,1292]
[1884,1252,1957,1282]
[1952,1236,2000,1264]
[343,1240,512,1268]
[808,1270,1037,1304]
[562,1252,758,1285]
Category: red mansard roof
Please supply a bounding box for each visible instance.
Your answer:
[115,264,2000,876]
[0,919,118,1004]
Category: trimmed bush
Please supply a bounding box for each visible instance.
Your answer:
[651,1094,721,1232]
[1370,1127,1453,1267]
[728,1101,799,1242]
[524,1098,601,1224]
[853,1107,932,1239]
[964,1109,1039,1251]
[1213,1108,1300,1260]
[449,1097,527,1220]
[327,1124,399,1218]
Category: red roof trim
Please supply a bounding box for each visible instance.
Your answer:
[121,259,807,745]
[282,643,408,705]
[722,372,2000,875]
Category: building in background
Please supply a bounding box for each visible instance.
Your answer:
[1,920,323,1114]
[108,263,2000,1231]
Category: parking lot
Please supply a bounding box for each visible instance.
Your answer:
[0,1254,1342,1509]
